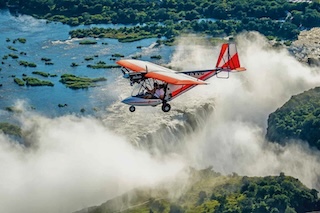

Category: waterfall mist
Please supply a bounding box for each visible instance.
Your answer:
[1,32,320,213]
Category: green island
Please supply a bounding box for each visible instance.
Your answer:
[83,167,320,213]
[41,57,51,62]
[151,55,162,59]
[87,61,120,69]
[7,45,17,51]
[79,39,98,45]
[13,37,26,44]
[23,76,54,86]
[59,74,107,89]
[84,56,94,61]
[14,77,25,86]
[112,53,124,58]
[32,71,57,77]
[70,62,79,67]
[8,53,19,59]
[32,71,50,77]
[19,60,37,67]
[266,87,320,151]
[0,122,22,137]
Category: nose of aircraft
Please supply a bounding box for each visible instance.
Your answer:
[121,97,133,105]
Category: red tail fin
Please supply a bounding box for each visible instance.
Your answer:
[216,43,246,72]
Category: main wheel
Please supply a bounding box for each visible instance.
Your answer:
[162,103,171,112]
[129,105,135,112]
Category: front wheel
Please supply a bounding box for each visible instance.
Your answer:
[129,105,135,112]
[162,103,171,112]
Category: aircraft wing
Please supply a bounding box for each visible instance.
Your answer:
[117,59,207,85]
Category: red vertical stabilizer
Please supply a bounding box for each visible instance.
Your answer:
[216,43,246,72]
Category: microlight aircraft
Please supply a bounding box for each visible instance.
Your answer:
[117,43,246,112]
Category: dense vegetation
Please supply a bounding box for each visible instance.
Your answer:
[14,77,25,86]
[266,87,320,150]
[1,0,320,41]
[32,71,57,77]
[19,60,37,67]
[87,61,120,69]
[0,122,22,137]
[13,72,55,87]
[60,74,107,89]
[82,168,320,213]
[23,76,54,86]
[79,39,98,45]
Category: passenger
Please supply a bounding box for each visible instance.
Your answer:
[153,84,165,100]
[144,82,164,99]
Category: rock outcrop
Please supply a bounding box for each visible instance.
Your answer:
[289,27,320,67]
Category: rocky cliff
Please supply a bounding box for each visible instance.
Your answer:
[289,27,320,67]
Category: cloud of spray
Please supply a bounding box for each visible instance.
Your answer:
[167,32,320,189]
[2,31,320,213]
[0,109,185,213]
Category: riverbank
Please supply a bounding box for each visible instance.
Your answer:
[2,0,320,41]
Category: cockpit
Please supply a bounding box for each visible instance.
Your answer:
[131,79,165,99]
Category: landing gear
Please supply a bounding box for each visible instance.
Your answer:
[162,103,171,112]
[129,105,135,112]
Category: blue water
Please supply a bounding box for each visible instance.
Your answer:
[0,9,174,119]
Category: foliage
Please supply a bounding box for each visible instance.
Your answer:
[8,53,19,59]
[112,53,124,58]
[79,39,97,45]
[19,60,37,67]
[87,61,120,69]
[84,56,94,61]
[14,77,25,86]
[22,77,54,86]
[7,45,17,51]
[32,71,50,77]
[266,87,320,150]
[70,62,79,67]
[41,57,51,62]
[150,55,162,59]
[59,74,106,89]
[0,122,22,137]
[4,0,319,40]
[80,168,320,213]
[13,38,26,43]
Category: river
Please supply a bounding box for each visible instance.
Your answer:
[0,9,174,120]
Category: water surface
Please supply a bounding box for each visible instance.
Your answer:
[0,9,173,119]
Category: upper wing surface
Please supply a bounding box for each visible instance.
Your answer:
[117,59,207,85]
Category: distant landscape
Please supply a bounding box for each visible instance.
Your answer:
[1,0,320,42]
